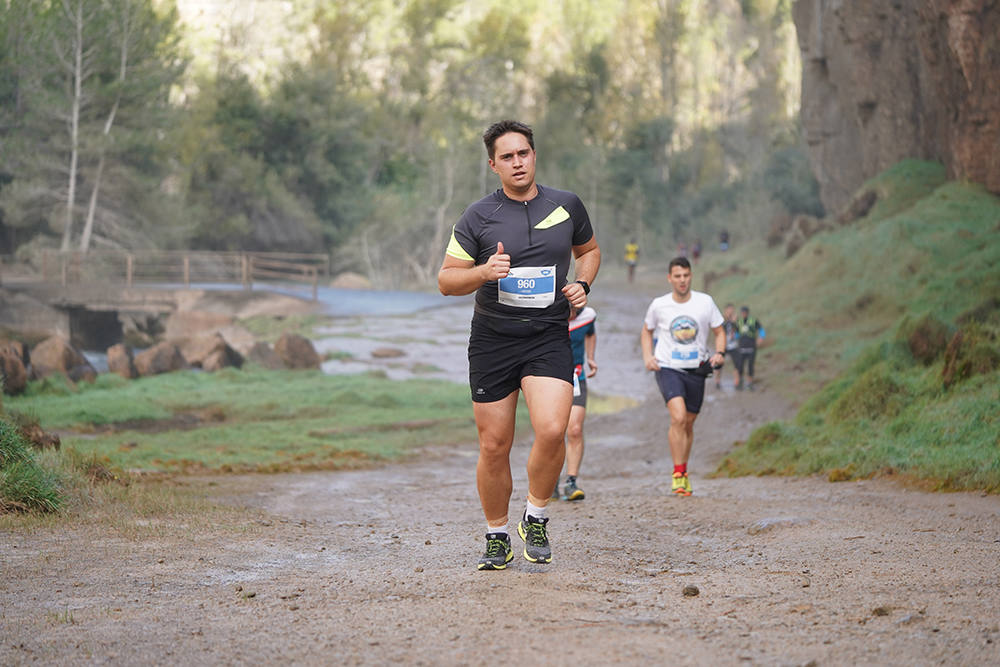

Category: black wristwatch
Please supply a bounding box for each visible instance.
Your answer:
[716,350,726,357]
[576,280,590,295]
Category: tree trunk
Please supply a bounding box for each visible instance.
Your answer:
[425,150,455,280]
[81,0,132,253]
[79,152,104,252]
[60,0,84,252]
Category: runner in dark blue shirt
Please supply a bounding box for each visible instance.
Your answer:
[560,305,597,501]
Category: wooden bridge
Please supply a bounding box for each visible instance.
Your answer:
[1,250,332,350]
[36,249,330,301]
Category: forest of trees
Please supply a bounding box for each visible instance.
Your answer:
[0,0,823,287]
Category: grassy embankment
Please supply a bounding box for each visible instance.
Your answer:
[699,160,1000,491]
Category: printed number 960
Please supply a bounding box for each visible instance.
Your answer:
[517,279,535,289]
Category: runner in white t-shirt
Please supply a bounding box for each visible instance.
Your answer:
[640,257,726,496]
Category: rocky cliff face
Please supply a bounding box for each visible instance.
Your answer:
[793,0,999,214]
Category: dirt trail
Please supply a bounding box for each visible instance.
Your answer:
[2,278,999,666]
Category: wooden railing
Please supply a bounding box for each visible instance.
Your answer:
[38,250,330,301]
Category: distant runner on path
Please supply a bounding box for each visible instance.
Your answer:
[640,257,725,497]
[734,305,765,391]
[717,303,739,390]
[437,120,601,570]
[624,238,640,283]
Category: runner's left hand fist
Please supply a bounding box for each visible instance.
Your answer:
[561,282,587,308]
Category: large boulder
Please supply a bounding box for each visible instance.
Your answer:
[0,339,29,395]
[30,335,97,383]
[119,313,161,348]
[176,333,243,371]
[106,343,138,379]
[216,324,257,357]
[134,341,187,377]
[202,346,244,372]
[246,342,285,370]
[274,333,320,370]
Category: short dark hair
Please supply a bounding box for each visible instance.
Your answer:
[741,305,750,313]
[483,120,534,160]
[669,256,691,271]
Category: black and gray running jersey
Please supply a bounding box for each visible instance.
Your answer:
[446,185,594,322]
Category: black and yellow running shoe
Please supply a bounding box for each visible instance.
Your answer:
[562,478,585,501]
[478,532,514,571]
[517,513,552,564]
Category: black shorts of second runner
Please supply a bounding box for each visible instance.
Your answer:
[736,347,757,377]
[572,375,588,408]
[468,313,573,403]
[655,367,707,413]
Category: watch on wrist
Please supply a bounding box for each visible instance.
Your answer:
[717,350,726,356]
[576,280,590,295]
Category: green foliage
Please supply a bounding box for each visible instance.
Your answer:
[2,0,806,279]
[0,0,186,251]
[0,459,62,513]
[22,373,76,398]
[0,417,62,513]
[0,419,31,467]
[763,146,825,217]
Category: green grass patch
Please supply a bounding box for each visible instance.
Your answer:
[6,367,488,474]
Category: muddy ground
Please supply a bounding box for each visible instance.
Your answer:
[2,276,998,666]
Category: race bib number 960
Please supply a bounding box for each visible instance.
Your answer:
[498,266,556,308]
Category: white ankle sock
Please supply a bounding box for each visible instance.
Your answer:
[487,522,508,536]
[525,500,547,521]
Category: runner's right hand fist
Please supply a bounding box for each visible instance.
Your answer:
[484,241,510,280]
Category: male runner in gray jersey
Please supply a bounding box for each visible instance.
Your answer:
[438,120,601,569]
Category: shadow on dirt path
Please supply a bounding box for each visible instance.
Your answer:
[2,277,998,666]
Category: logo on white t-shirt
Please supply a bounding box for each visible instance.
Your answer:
[669,315,698,344]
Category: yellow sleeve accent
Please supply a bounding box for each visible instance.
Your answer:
[445,226,475,262]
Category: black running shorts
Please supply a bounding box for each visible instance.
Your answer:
[655,367,706,414]
[736,347,757,377]
[468,314,573,403]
